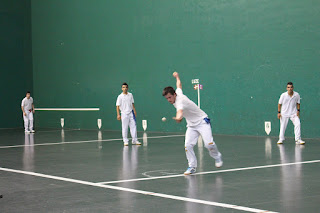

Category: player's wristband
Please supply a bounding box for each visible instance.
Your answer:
[278,111,281,113]
[297,109,300,112]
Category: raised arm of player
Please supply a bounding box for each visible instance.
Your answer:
[173,72,182,89]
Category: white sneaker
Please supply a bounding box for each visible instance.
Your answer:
[277,140,283,144]
[25,130,30,133]
[132,141,141,145]
[184,167,196,175]
[215,160,223,168]
[124,142,129,146]
[30,130,35,133]
[296,140,305,145]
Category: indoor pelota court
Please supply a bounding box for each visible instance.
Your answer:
[2,0,320,212]
[0,129,319,212]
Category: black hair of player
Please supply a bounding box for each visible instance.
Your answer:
[162,87,176,96]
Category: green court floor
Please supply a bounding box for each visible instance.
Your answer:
[0,129,319,212]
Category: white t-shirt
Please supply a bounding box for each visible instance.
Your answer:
[116,92,134,115]
[21,97,34,112]
[278,91,300,117]
[173,88,208,127]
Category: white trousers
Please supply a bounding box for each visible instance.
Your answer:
[185,119,221,168]
[23,111,33,131]
[121,111,137,143]
[279,115,301,141]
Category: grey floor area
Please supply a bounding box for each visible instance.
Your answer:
[0,128,319,213]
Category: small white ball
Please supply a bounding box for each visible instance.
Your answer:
[162,117,167,122]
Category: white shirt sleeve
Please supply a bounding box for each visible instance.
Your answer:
[278,94,284,104]
[175,88,184,110]
[296,93,300,104]
[116,96,121,106]
[176,103,183,111]
[176,88,183,95]
[175,96,184,110]
[21,98,25,107]
[131,94,134,104]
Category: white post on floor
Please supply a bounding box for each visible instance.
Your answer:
[192,79,203,147]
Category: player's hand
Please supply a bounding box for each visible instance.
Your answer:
[33,109,35,113]
[172,72,179,78]
[23,112,26,116]
[277,113,281,119]
[297,111,300,118]
[172,117,182,123]
[134,111,137,117]
[117,115,121,120]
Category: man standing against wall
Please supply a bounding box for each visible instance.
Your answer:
[163,72,223,175]
[21,91,35,133]
[277,82,305,145]
[116,83,141,146]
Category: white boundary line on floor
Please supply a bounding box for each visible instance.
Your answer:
[0,134,185,149]
[34,129,79,133]
[97,159,320,185]
[35,108,100,111]
[0,167,277,213]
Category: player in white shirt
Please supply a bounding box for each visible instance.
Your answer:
[163,72,223,175]
[21,91,35,133]
[116,83,141,146]
[277,82,305,145]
